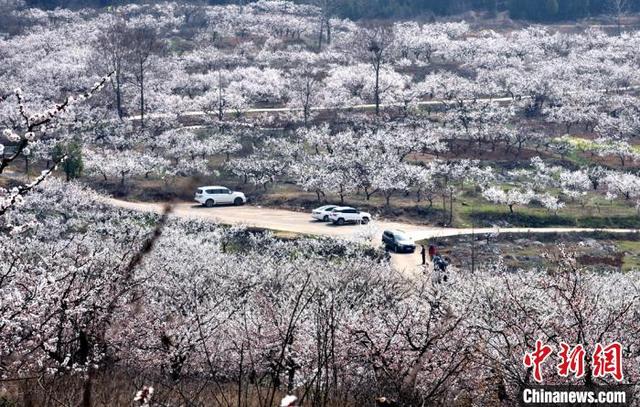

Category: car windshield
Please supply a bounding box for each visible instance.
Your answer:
[395,232,411,241]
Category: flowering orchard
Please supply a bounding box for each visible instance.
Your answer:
[1,180,640,406]
[2,1,640,406]
[3,2,640,219]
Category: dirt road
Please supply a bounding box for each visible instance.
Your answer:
[107,198,638,274]
[128,86,639,122]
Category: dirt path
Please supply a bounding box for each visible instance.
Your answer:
[127,86,639,122]
[106,198,639,274]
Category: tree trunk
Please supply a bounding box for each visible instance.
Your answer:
[449,190,453,225]
[139,61,145,129]
[617,12,622,36]
[374,63,380,115]
[304,105,310,127]
[365,188,372,200]
[442,194,447,223]
[317,17,324,50]
[81,371,93,407]
[115,64,123,119]
[326,20,331,44]
[237,343,243,407]
[22,379,34,407]
[218,69,224,121]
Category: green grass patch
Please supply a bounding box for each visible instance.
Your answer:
[556,135,640,155]
[466,207,640,228]
[615,240,640,271]
[467,208,575,227]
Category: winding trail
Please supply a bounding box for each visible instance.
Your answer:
[106,198,638,275]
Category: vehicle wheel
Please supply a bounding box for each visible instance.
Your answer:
[337,218,345,226]
[323,215,329,222]
[361,217,369,225]
[205,199,215,208]
[234,197,243,206]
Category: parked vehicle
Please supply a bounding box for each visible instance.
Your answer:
[195,186,246,207]
[328,207,371,225]
[382,230,416,253]
[311,205,338,221]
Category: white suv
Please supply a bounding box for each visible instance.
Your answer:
[328,207,371,225]
[195,186,246,207]
[311,205,338,222]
